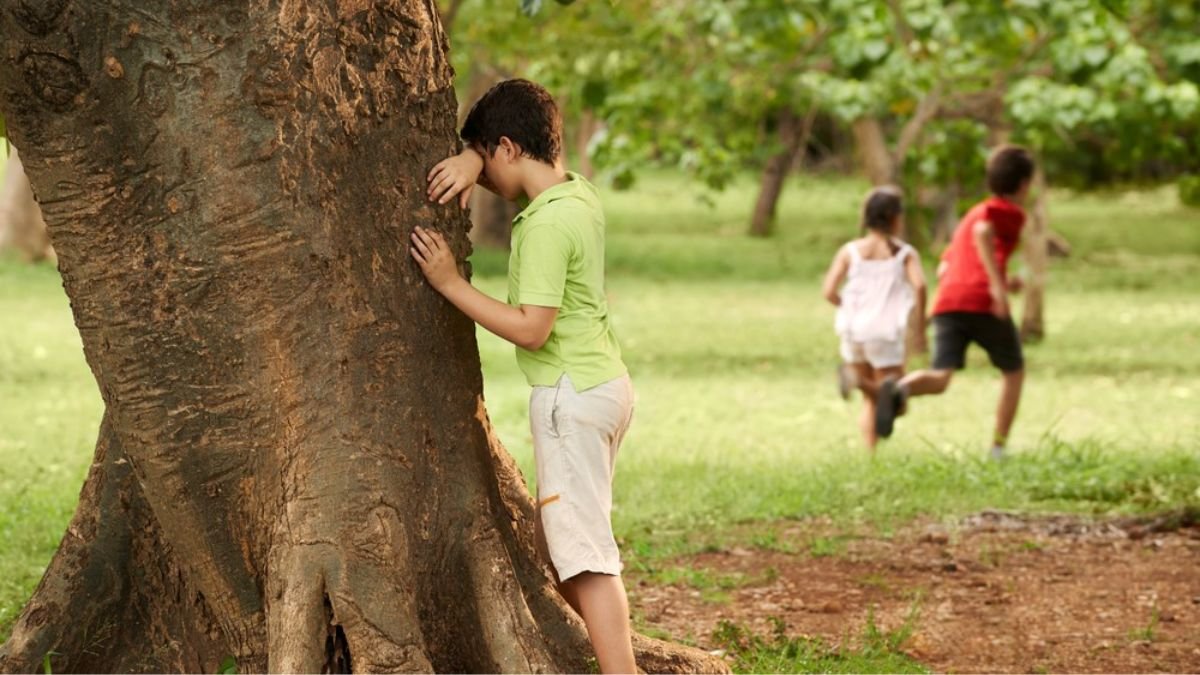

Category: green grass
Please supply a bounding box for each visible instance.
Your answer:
[2,171,1199,643]
[0,259,102,638]
[1127,606,1160,643]
[712,612,927,674]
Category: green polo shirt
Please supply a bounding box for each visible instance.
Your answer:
[507,172,626,391]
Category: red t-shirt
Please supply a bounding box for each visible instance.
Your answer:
[932,196,1026,315]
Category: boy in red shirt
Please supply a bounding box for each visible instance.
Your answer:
[875,146,1036,460]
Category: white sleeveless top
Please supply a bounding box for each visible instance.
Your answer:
[835,239,916,343]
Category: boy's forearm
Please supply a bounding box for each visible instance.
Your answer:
[435,278,549,350]
[972,226,1005,289]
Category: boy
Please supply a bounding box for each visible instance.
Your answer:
[410,79,637,674]
[875,145,1036,460]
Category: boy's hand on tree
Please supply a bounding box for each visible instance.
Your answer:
[410,226,461,292]
[427,148,484,208]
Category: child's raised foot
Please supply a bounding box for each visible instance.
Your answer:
[874,378,906,438]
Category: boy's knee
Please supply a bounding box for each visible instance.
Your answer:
[930,369,954,392]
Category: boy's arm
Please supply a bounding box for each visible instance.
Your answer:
[410,226,556,350]
[904,250,928,333]
[971,220,1009,318]
[821,247,850,307]
[427,147,485,208]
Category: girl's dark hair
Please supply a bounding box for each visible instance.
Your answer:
[862,185,904,233]
[460,79,562,164]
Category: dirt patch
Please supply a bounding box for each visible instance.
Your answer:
[627,511,1200,673]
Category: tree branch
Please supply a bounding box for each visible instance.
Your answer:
[892,84,942,165]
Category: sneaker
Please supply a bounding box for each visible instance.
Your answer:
[837,364,856,400]
[875,378,906,438]
[989,445,1007,462]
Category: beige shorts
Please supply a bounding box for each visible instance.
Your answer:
[530,373,634,581]
[840,337,905,369]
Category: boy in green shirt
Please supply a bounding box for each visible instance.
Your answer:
[411,79,636,674]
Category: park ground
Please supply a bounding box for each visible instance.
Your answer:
[2,172,1198,672]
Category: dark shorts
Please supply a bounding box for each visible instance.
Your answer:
[932,312,1024,373]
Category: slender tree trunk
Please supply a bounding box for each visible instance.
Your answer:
[851,116,894,186]
[1020,168,1049,342]
[748,107,814,238]
[0,3,722,673]
[929,182,961,250]
[571,108,599,180]
[0,146,54,263]
[468,188,518,250]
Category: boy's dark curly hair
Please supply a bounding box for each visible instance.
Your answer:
[987,145,1036,196]
[461,79,562,165]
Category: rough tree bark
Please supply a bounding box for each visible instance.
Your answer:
[0,2,724,673]
[747,107,815,238]
[0,146,55,262]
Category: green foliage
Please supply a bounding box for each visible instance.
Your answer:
[453,0,1200,217]
[217,656,238,674]
[1006,1,1200,188]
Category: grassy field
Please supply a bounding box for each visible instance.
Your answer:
[2,172,1198,661]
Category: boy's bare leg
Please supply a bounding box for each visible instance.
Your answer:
[994,368,1024,448]
[899,368,954,397]
[563,572,637,674]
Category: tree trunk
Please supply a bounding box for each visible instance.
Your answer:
[929,182,961,250]
[571,109,599,181]
[748,107,813,238]
[0,146,54,263]
[851,116,894,186]
[0,3,723,673]
[1020,168,1049,342]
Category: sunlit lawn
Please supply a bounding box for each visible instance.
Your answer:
[2,171,1198,639]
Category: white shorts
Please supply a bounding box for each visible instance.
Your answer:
[530,373,633,581]
[840,337,905,369]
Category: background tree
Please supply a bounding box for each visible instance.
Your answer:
[0,146,54,263]
[0,2,722,672]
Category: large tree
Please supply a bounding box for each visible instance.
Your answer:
[0,2,723,672]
